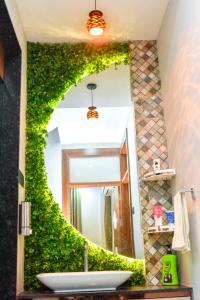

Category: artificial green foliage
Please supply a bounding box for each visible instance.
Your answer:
[25,42,145,289]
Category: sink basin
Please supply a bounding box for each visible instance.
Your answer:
[36,271,132,292]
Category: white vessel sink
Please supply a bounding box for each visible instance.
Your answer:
[36,271,132,292]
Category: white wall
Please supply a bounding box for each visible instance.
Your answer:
[5,0,27,293]
[69,156,120,183]
[158,0,200,298]
[45,128,62,208]
[79,188,104,247]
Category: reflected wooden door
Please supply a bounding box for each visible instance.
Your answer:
[118,129,135,257]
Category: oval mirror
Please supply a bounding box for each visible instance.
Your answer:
[45,64,144,259]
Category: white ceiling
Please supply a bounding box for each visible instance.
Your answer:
[47,107,132,147]
[16,0,169,42]
[50,64,132,148]
[58,64,132,108]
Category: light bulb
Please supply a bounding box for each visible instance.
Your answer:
[89,27,104,36]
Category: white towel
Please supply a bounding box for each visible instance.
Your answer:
[172,192,190,253]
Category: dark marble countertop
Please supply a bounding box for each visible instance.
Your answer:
[17,285,193,299]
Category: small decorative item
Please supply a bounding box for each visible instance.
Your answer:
[86,0,106,36]
[153,205,163,227]
[153,158,161,174]
[166,211,174,228]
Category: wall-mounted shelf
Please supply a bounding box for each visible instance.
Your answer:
[148,225,174,234]
[143,169,176,182]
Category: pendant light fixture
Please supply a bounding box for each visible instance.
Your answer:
[87,83,99,119]
[86,0,106,36]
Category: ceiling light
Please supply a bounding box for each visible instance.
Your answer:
[86,0,106,36]
[87,83,99,120]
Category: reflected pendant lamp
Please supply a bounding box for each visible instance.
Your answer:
[87,83,99,119]
[86,0,106,36]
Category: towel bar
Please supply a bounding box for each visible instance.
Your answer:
[179,188,196,200]
[180,188,193,193]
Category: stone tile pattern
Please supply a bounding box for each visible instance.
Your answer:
[129,41,173,285]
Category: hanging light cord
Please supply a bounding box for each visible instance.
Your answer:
[95,0,97,10]
[91,89,94,106]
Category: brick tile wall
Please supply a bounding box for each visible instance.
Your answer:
[130,40,173,285]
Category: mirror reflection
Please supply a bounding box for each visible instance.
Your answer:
[70,186,130,254]
[45,64,143,258]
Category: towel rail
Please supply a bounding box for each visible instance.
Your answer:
[179,187,197,200]
[179,188,194,193]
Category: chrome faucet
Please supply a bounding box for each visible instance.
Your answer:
[84,241,88,272]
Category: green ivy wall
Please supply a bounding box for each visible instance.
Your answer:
[25,42,145,289]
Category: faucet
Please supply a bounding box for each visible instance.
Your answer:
[84,241,88,272]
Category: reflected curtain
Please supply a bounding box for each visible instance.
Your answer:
[70,188,82,232]
[104,195,112,251]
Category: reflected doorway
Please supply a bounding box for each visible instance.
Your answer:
[70,185,134,257]
[62,144,134,258]
[70,186,119,253]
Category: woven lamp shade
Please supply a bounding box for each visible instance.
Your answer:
[87,106,99,119]
[86,10,106,36]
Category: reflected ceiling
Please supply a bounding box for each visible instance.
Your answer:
[47,107,132,147]
[58,65,132,108]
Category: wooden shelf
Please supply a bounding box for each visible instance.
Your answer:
[143,169,176,182]
[17,285,193,299]
[148,225,174,234]
[122,170,128,184]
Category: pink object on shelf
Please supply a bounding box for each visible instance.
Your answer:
[153,205,163,217]
[153,205,163,226]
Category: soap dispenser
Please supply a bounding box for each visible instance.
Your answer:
[161,245,179,286]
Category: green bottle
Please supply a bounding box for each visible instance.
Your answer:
[161,245,179,286]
